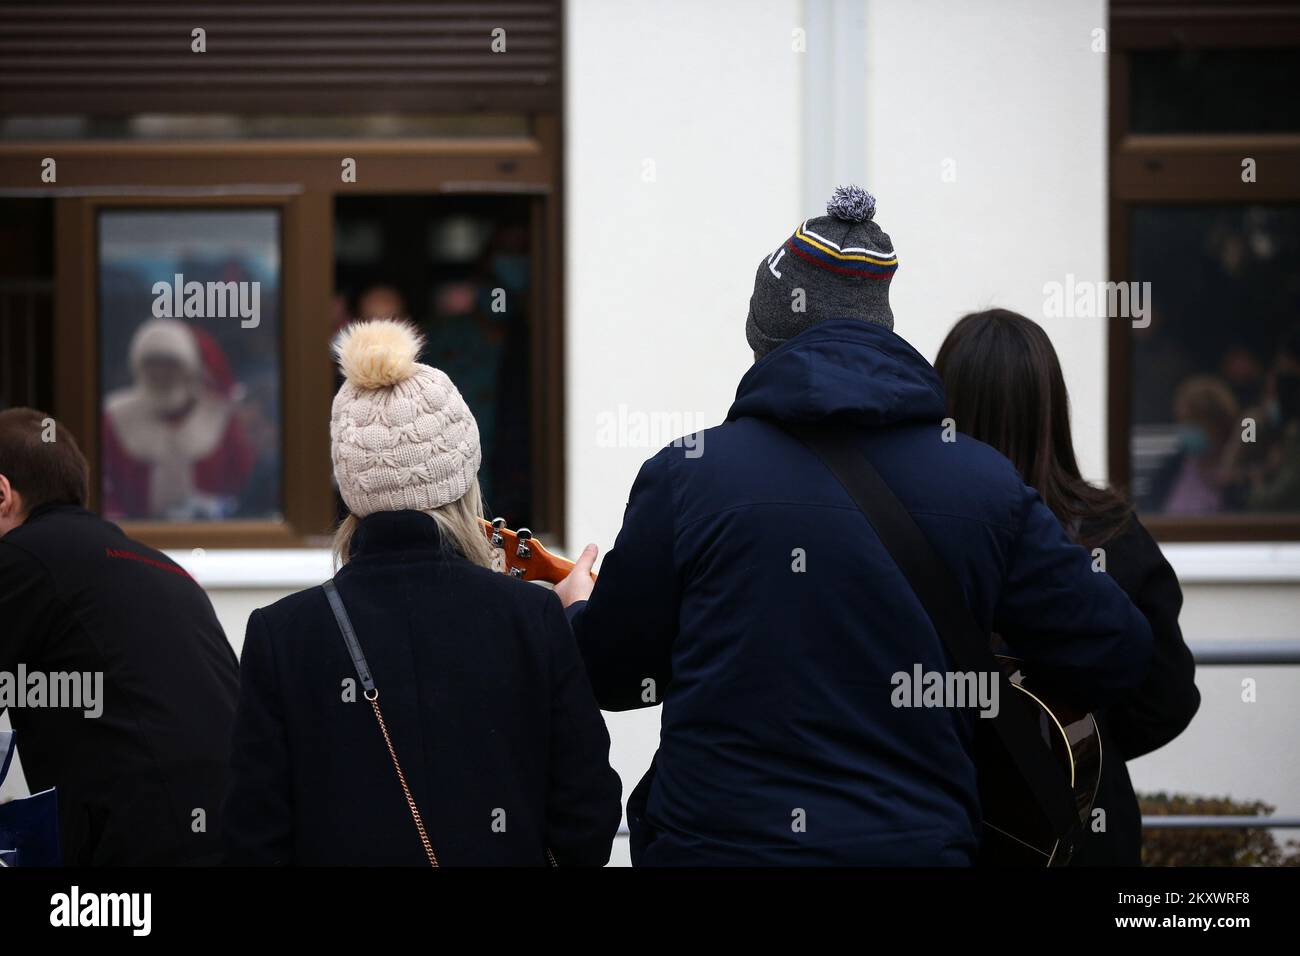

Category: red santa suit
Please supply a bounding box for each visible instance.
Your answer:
[101,319,254,521]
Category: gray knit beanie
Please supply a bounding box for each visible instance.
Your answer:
[745,185,898,357]
[330,319,481,517]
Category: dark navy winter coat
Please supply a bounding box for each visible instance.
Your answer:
[223,511,622,865]
[567,319,1153,866]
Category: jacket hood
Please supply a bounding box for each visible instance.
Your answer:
[727,319,947,427]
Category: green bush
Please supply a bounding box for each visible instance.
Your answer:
[1140,792,1300,866]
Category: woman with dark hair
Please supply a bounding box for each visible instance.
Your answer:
[936,308,1200,866]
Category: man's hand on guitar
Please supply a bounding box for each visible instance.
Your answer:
[554,543,598,608]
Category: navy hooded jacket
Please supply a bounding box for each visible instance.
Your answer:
[567,319,1153,866]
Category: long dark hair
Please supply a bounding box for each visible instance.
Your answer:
[935,309,1131,548]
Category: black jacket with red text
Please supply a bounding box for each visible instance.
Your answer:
[0,504,238,864]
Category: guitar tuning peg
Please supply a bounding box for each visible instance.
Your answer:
[516,527,532,559]
[490,517,505,548]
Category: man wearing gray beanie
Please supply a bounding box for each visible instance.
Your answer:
[556,186,1152,866]
[746,184,897,356]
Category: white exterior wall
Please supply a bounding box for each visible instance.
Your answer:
[562,0,804,865]
[5,0,1296,863]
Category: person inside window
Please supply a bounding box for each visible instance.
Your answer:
[1155,375,1241,515]
[1245,324,1300,512]
[101,318,253,520]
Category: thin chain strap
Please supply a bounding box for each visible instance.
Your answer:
[367,689,439,867]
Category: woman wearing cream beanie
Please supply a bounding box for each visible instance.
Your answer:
[329,318,491,568]
[223,320,622,866]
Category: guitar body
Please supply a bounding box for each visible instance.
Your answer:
[978,655,1102,866]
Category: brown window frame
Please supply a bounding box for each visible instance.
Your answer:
[0,118,566,549]
[1108,0,1300,541]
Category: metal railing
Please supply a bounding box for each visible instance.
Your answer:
[1142,640,1300,831]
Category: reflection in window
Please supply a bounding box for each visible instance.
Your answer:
[1130,205,1300,516]
[334,196,534,528]
[98,209,282,522]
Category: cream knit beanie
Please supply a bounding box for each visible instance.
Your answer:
[330,319,481,517]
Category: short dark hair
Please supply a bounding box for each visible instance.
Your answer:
[0,408,89,513]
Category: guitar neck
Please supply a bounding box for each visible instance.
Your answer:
[478,518,583,585]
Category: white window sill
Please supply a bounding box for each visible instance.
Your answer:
[1161,543,1300,584]
[167,543,1300,589]
[166,548,334,589]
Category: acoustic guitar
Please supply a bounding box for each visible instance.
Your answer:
[980,655,1102,866]
[478,520,1098,866]
[478,518,595,584]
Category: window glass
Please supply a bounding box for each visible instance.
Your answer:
[1129,204,1300,515]
[334,195,534,527]
[1129,49,1300,134]
[97,209,282,522]
[0,198,54,412]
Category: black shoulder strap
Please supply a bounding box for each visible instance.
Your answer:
[322,579,375,695]
[781,420,1079,842]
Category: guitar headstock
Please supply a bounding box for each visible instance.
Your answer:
[479,517,593,586]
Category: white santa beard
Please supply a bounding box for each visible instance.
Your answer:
[105,387,233,516]
[143,382,195,415]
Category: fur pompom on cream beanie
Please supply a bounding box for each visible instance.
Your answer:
[330,319,481,517]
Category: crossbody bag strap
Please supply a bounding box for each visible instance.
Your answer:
[321,580,559,868]
[780,421,1080,845]
[322,580,439,867]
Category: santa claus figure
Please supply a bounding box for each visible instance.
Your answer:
[101,318,253,520]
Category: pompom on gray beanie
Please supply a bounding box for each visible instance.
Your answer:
[745,184,898,358]
[330,319,481,517]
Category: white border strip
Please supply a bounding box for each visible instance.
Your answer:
[166,548,333,589]
[167,543,1300,590]
[1162,543,1300,584]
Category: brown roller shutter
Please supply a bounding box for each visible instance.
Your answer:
[1110,0,1300,48]
[0,0,561,115]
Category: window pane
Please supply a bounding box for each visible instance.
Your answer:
[334,195,534,528]
[1129,204,1300,516]
[98,209,282,522]
[1129,49,1300,134]
[0,198,54,412]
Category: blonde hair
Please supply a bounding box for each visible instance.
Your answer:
[332,479,495,572]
